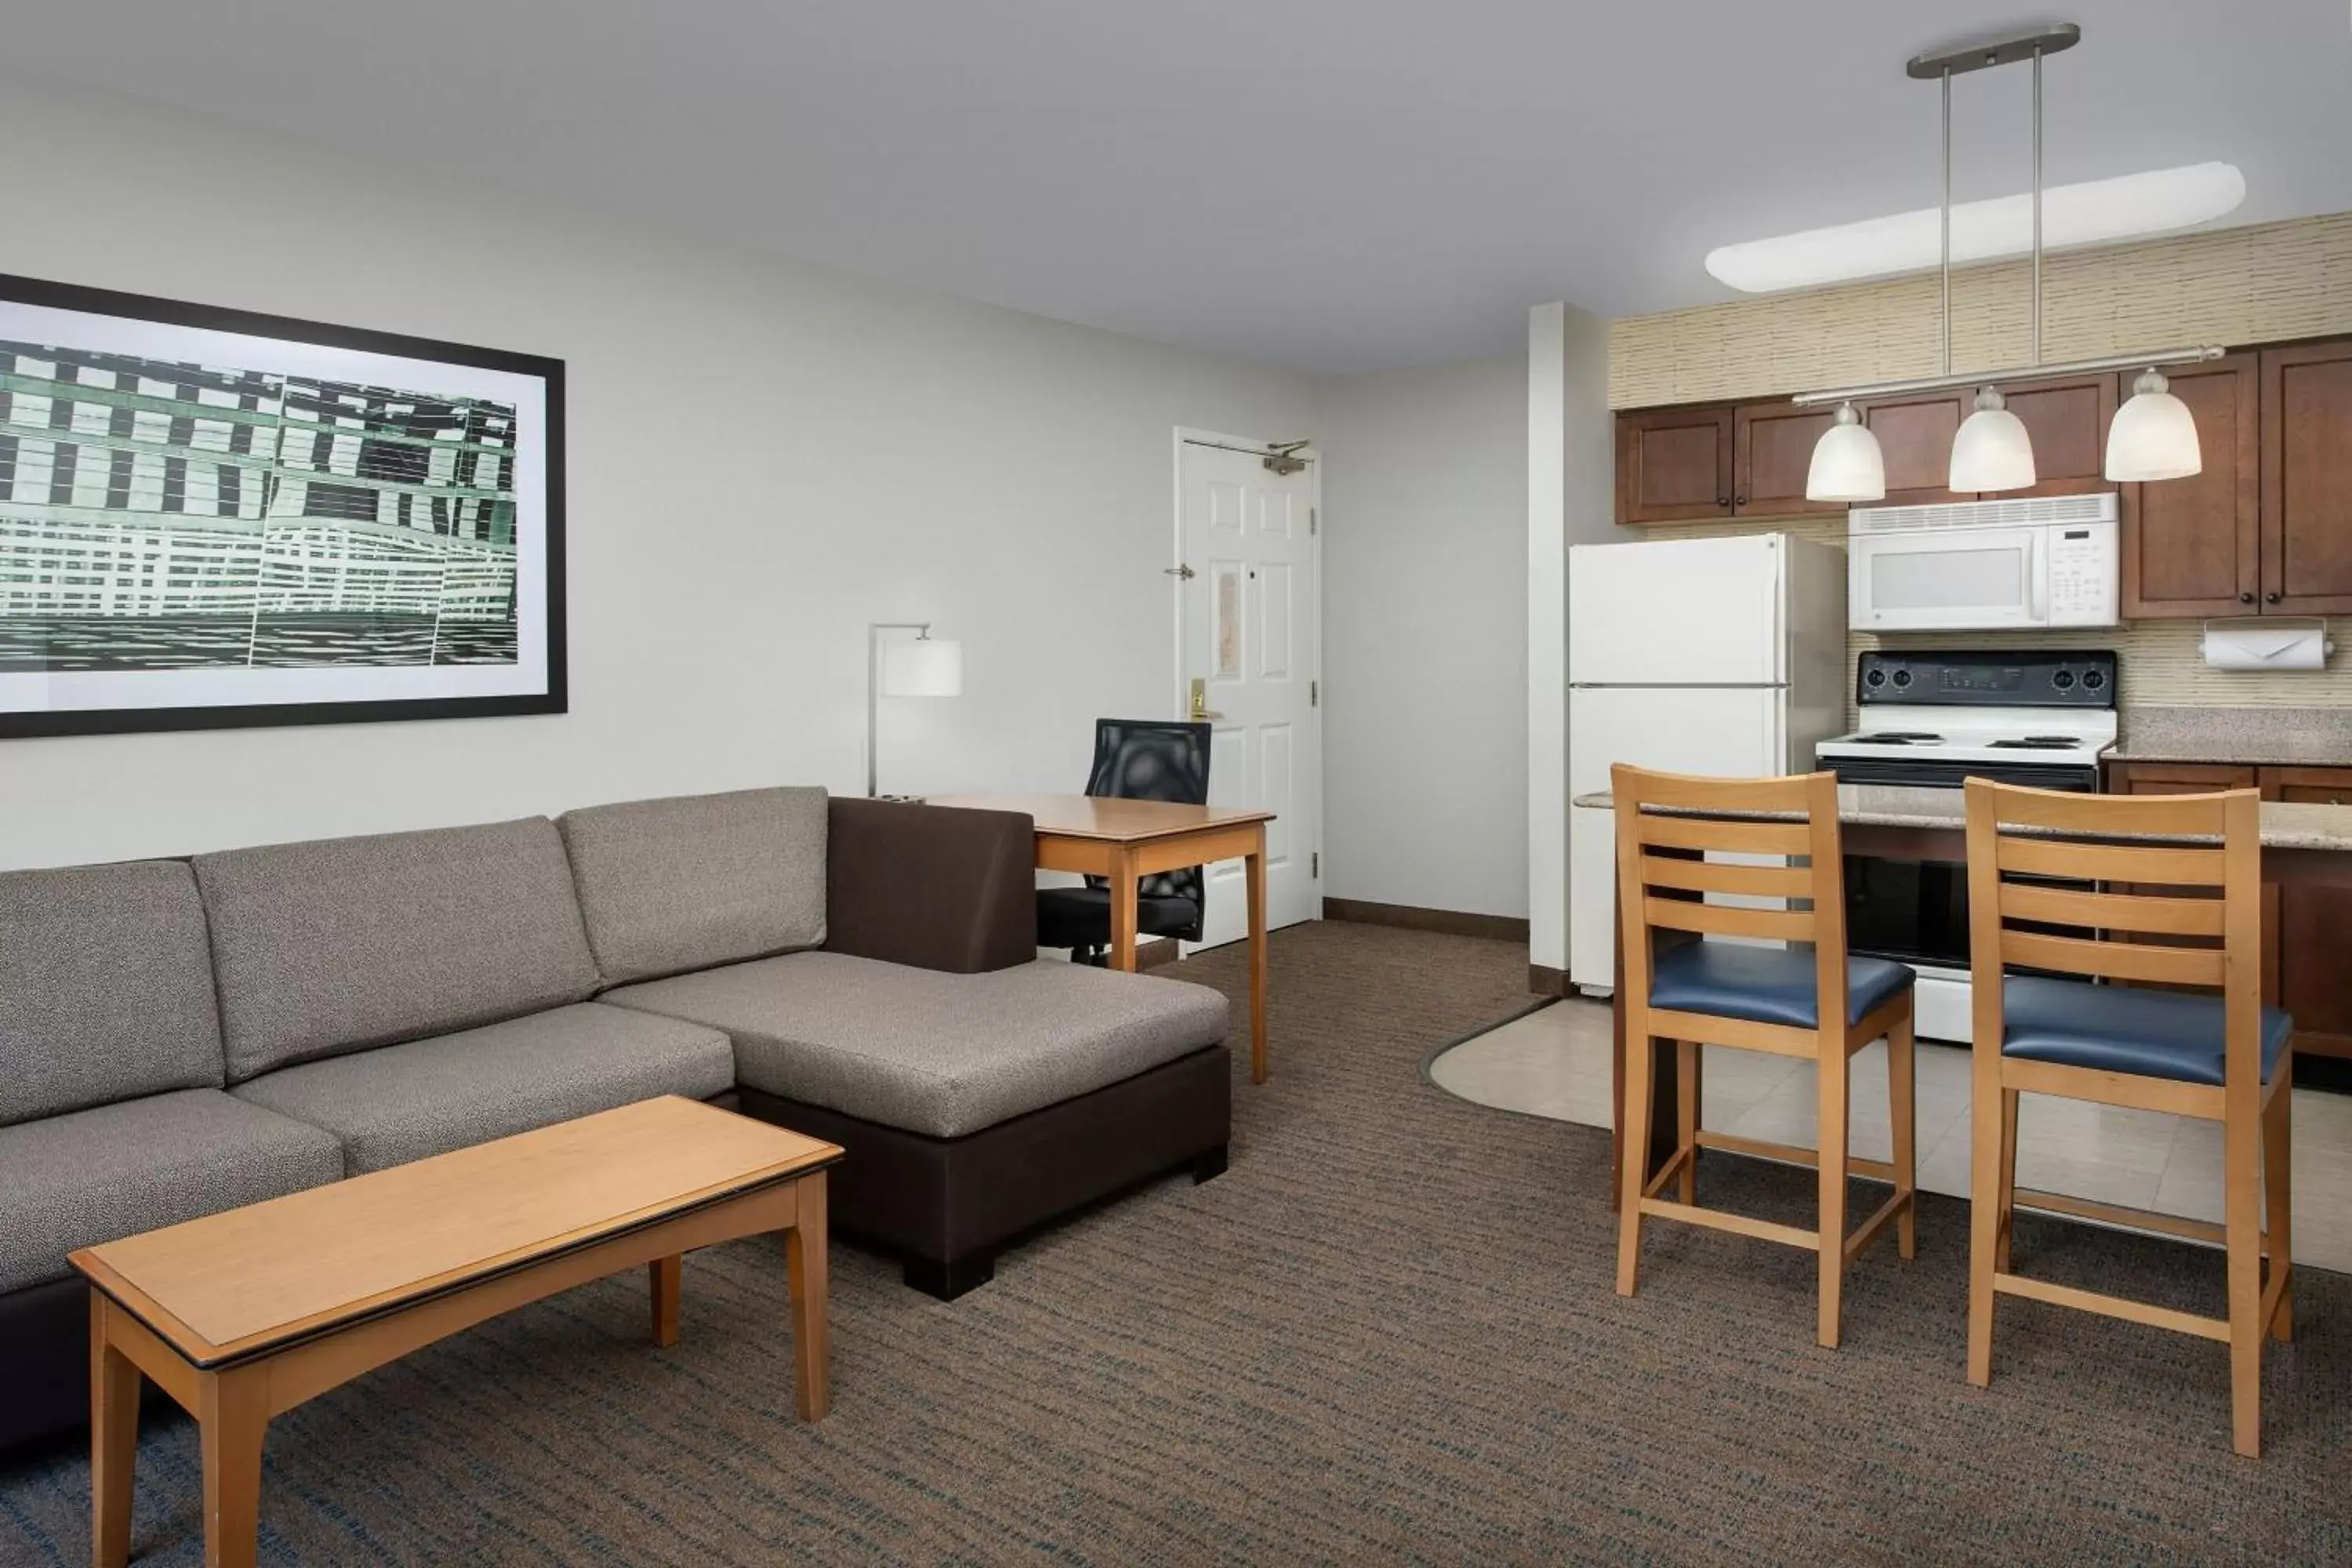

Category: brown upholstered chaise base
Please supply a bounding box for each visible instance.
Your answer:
[736,1044,1232,1300]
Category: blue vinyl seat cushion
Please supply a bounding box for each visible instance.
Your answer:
[1648,941,1915,1030]
[2001,975,2293,1087]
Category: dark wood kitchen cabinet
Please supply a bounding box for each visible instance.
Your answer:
[1857,390,1973,508]
[2269,765,2352,1058]
[2103,759,2352,1058]
[2000,373,2118,499]
[2120,352,2260,619]
[1732,401,1844,517]
[2102,763,2276,1003]
[1615,405,1734,524]
[2261,339,2352,615]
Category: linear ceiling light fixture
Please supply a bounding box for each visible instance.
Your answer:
[1798,24,2223,502]
[1704,164,2245,295]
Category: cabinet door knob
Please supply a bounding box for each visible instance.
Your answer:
[1715,495,1730,508]
[2240,592,2256,604]
[1733,495,1748,506]
[2266,592,2282,604]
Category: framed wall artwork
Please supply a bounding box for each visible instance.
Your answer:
[0,274,564,738]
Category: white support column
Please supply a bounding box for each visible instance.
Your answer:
[1526,303,1613,982]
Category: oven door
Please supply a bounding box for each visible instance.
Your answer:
[1849,524,2044,632]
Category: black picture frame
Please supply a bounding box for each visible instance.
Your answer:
[0,273,565,739]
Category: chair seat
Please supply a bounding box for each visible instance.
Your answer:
[2001,975,2294,1087]
[1649,942,1915,1030]
[1036,886,1200,949]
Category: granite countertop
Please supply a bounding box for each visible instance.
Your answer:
[1570,786,2352,851]
[2109,706,2352,768]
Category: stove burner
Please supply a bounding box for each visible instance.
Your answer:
[1847,731,1941,746]
[1986,735,2082,750]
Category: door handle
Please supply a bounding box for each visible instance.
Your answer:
[1189,677,1224,722]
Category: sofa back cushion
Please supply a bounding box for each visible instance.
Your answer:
[559,787,827,986]
[194,818,601,1081]
[0,861,227,1125]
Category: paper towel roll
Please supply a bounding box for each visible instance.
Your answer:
[2201,619,2330,672]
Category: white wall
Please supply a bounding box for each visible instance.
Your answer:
[1317,355,1530,918]
[0,73,1316,870]
[1526,303,1614,972]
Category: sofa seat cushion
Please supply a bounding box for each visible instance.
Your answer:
[0,1090,343,1294]
[2,859,226,1126]
[1649,941,1915,1030]
[559,787,828,985]
[604,953,1231,1138]
[2002,976,2293,1087]
[194,817,603,1083]
[232,1004,735,1174]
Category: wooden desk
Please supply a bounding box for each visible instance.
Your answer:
[930,793,1276,1083]
[72,1098,840,1568]
[1576,786,2352,1204]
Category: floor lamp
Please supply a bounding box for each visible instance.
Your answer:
[866,622,962,797]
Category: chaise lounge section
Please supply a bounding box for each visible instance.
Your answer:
[0,787,1234,1452]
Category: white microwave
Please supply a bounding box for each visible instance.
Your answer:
[1848,493,2120,632]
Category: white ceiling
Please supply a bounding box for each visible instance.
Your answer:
[12,1,2352,374]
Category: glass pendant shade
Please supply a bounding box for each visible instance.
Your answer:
[1949,387,2036,492]
[1806,401,1886,502]
[2104,369,2202,481]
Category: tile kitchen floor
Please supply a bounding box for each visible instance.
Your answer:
[1432,996,2352,1272]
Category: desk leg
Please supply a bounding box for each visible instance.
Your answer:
[649,1256,681,1348]
[198,1366,269,1568]
[786,1172,831,1422]
[1108,845,1139,972]
[91,1294,140,1568]
[1246,828,1269,1084]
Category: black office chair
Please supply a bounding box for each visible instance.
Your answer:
[1038,719,1211,964]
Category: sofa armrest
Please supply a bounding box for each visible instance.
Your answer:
[825,797,1037,973]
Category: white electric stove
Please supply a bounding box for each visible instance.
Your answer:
[1814,650,2119,1040]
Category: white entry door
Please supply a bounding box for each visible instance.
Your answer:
[1177,434,1319,947]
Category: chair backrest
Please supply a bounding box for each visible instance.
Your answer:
[1962,779,2263,1084]
[1612,764,1847,1032]
[1084,720,1212,929]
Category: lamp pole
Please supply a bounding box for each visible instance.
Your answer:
[866,621,931,797]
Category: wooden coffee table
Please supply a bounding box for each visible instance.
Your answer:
[71,1095,840,1568]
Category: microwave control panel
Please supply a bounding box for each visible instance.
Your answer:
[2045,518,2120,626]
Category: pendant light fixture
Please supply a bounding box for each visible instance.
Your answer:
[1806,402,1886,501]
[1798,24,2221,498]
[2105,368,2202,480]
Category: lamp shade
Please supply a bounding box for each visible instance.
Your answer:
[881,637,962,697]
[1806,402,1886,502]
[1949,387,2036,492]
[2105,369,2202,481]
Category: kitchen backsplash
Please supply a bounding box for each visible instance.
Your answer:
[1641,515,2352,717]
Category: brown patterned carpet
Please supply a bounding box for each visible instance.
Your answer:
[3,922,2347,1564]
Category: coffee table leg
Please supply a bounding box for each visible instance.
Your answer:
[785,1171,830,1421]
[649,1256,682,1348]
[91,1294,140,1568]
[198,1367,268,1568]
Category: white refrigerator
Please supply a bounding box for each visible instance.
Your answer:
[1566,532,1849,994]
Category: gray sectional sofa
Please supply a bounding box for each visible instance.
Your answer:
[0,788,1234,1452]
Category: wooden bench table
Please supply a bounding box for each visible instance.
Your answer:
[71,1096,840,1568]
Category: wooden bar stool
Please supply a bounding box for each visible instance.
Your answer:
[1613,764,1919,1348]
[1962,779,2292,1458]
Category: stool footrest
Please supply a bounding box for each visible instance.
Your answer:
[1639,1198,1818,1251]
[1992,1270,2231,1341]
[1842,1189,1916,1265]
[1696,1130,1897,1185]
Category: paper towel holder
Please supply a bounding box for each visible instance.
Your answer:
[2200,616,2333,672]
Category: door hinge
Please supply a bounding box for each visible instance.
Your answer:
[1309,507,1318,535]
[1312,851,1319,878]
[1310,679,1319,707]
